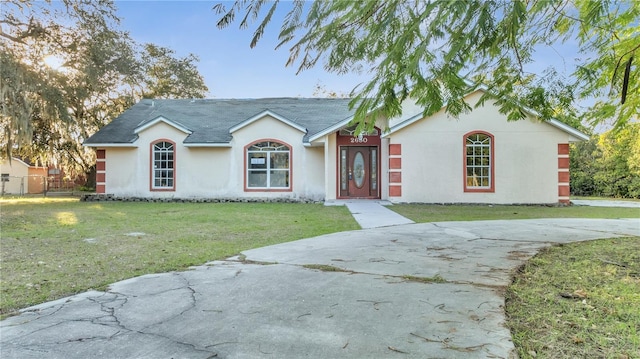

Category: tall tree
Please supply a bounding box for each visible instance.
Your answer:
[1,0,208,181]
[571,123,640,198]
[141,44,208,99]
[215,0,638,132]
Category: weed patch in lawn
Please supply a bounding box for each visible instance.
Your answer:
[302,264,350,272]
[506,237,640,359]
[401,274,446,284]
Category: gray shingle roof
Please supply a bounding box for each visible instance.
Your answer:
[84,98,356,145]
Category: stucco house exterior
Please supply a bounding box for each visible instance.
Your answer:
[83,89,588,204]
[0,158,48,195]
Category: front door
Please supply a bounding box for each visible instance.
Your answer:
[339,146,379,198]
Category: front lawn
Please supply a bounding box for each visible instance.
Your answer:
[506,237,640,358]
[390,203,639,222]
[2,196,639,357]
[0,197,359,316]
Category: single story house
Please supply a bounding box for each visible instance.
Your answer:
[0,157,48,195]
[83,89,589,204]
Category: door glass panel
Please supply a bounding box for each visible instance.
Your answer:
[353,151,365,188]
[341,149,347,191]
[371,148,377,191]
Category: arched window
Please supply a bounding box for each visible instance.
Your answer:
[246,140,291,190]
[151,140,175,190]
[464,132,494,192]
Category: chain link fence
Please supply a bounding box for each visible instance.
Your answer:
[0,175,76,196]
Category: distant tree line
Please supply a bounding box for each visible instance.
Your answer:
[1,0,208,184]
[571,124,640,199]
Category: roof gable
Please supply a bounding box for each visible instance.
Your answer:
[229,110,307,134]
[382,89,589,141]
[134,116,193,135]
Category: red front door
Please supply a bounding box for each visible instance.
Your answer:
[339,146,379,198]
[349,147,370,197]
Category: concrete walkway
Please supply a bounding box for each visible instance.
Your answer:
[336,199,640,229]
[572,199,640,208]
[328,200,415,228]
[2,218,638,359]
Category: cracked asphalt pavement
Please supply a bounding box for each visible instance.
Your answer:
[1,218,639,358]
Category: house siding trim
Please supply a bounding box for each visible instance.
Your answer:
[389,144,402,197]
[558,143,570,204]
[96,149,106,194]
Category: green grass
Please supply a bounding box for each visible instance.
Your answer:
[2,196,639,358]
[0,197,359,316]
[572,196,640,202]
[506,237,640,359]
[389,204,639,223]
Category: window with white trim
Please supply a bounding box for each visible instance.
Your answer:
[152,141,174,189]
[465,132,493,190]
[247,141,290,189]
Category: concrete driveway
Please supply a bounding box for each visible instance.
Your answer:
[1,218,639,358]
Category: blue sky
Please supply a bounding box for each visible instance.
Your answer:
[116,0,370,98]
[115,1,581,99]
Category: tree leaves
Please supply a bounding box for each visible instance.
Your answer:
[1,0,208,177]
[214,0,639,132]
[571,124,640,198]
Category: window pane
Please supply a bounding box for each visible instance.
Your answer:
[248,171,267,187]
[465,133,491,188]
[270,170,289,187]
[248,153,267,169]
[271,153,289,169]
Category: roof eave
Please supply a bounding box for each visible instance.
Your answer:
[545,118,590,141]
[381,113,424,138]
[473,84,590,141]
[307,116,355,142]
[383,85,590,141]
[82,143,138,148]
[183,142,232,148]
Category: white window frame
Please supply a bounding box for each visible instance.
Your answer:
[152,141,175,190]
[246,141,290,190]
[465,132,493,191]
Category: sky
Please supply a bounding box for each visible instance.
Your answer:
[115,0,370,98]
[113,1,581,100]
